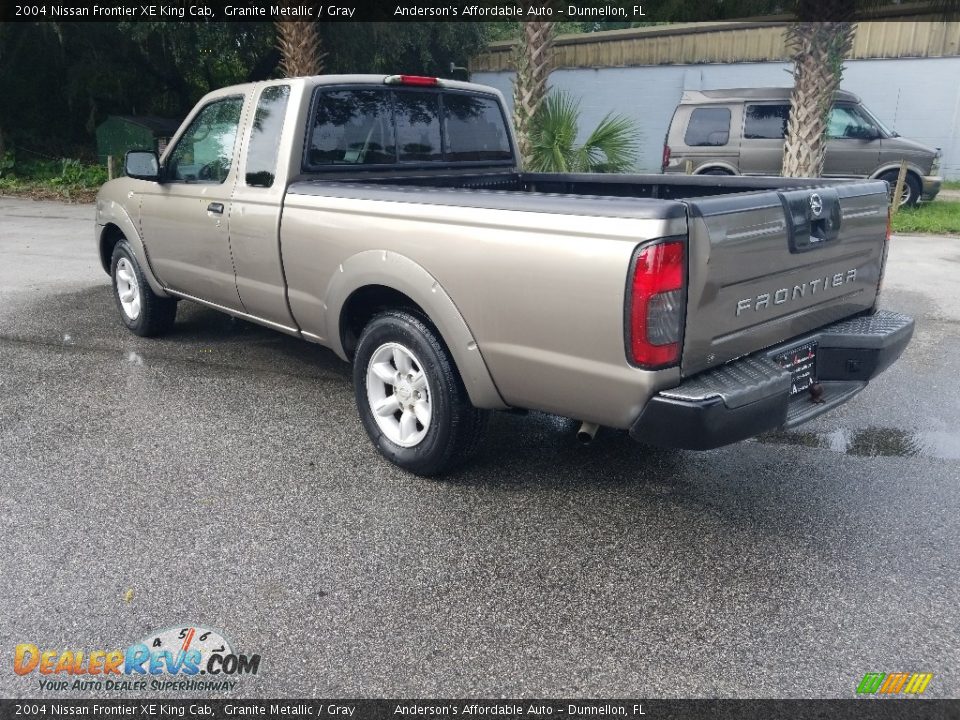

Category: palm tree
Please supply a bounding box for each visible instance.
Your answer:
[275,21,324,77]
[782,3,958,178]
[512,21,555,167]
[781,21,855,178]
[527,91,640,173]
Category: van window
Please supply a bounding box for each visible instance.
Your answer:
[744,104,790,140]
[684,107,730,147]
[828,105,879,139]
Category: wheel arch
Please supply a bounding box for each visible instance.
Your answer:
[96,204,169,297]
[326,250,506,410]
[693,163,738,175]
[870,163,924,185]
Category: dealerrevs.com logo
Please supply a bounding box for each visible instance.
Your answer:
[14,625,261,692]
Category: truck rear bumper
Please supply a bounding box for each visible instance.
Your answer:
[629,310,914,450]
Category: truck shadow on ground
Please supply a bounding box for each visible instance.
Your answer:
[33,284,950,505]
[32,284,351,382]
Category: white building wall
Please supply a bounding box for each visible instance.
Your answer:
[473,57,960,178]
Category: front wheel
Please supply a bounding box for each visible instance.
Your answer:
[879,170,921,208]
[353,310,488,476]
[110,240,177,337]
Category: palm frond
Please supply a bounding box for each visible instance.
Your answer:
[528,90,641,174]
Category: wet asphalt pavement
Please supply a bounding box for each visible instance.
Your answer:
[1,197,958,699]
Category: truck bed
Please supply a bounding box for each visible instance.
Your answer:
[289,171,890,379]
[289,171,853,219]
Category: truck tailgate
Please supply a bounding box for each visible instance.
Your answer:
[681,181,889,376]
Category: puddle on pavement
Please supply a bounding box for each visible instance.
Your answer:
[756,425,960,460]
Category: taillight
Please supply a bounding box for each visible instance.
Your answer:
[626,240,686,369]
[661,144,671,171]
[384,75,441,87]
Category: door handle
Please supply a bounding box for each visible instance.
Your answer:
[207,202,224,215]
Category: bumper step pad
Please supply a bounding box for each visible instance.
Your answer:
[630,310,914,450]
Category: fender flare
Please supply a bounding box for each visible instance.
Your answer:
[97,199,170,297]
[324,250,507,410]
[869,163,925,182]
[693,163,738,175]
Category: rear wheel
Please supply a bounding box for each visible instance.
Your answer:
[879,170,921,208]
[699,168,733,176]
[353,309,487,476]
[110,240,177,337]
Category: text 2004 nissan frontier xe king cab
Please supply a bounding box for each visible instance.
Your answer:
[95,75,914,475]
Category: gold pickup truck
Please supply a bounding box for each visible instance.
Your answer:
[95,75,913,475]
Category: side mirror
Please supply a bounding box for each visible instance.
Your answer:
[125,150,160,181]
[851,126,880,141]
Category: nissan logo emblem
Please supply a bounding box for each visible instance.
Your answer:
[810,193,823,217]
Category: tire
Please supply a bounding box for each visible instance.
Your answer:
[700,169,733,176]
[353,309,488,476]
[879,170,921,208]
[110,239,177,337]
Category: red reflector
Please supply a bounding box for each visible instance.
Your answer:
[628,241,686,368]
[385,75,440,87]
[661,144,671,171]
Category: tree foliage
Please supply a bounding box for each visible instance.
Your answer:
[0,22,489,159]
[527,91,640,173]
[781,22,856,177]
[277,21,325,77]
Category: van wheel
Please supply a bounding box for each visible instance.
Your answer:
[879,170,921,207]
[700,169,733,176]
[353,309,488,477]
[110,240,177,337]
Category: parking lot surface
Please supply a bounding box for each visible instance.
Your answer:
[1,197,958,698]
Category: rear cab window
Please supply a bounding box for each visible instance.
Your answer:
[394,91,442,162]
[304,85,512,170]
[684,107,731,147]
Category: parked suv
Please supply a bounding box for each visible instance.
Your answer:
[662,87,942,206]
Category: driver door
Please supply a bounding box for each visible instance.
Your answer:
[138,94,247,309]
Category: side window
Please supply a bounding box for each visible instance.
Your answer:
[307,89,395,166]
[444,93,512,162]
[395,91,442,162]
[167,97,243,183]
[684,107,731,147]
[744,104,790,140]
[246,85,291,188]
[828,105,878,139]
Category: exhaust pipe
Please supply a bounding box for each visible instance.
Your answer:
[577,421,599,445]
